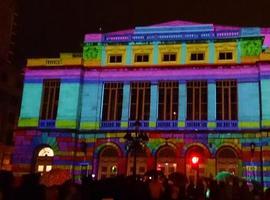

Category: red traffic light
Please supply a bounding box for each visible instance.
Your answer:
[191,156,199,165]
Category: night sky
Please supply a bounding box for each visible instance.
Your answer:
[14,0,270,65]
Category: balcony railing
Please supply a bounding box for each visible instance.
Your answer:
[216,120,238,129]
[157,120,178,129]
[39,120,56,128]
[128,120,149,129]
[100,121,121,129]
[186,120,208,129]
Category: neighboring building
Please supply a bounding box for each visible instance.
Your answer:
[0,0,20,170]
[13,20,270,187]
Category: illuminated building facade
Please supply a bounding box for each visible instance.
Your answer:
[13,21,270,186]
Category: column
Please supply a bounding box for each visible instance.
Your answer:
[149,82,158,127]
[209,41,215,64]
[80,82,103,130]
[56,81,81,129]
[153,42,159,64]
[180,42,187,64]
[237,40,241,63]
[207,80,216,128]
[126,44,132,65]
[18,82,43,127]
[238,81,260,128]
[121,82,131,128]
[178,81,186,128]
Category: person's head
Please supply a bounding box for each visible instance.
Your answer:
[0,170,14,188]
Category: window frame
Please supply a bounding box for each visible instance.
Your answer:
[134,54,149,63]
[109,54,122,63]
[40,79,60,120]
[158,81,179,120]
[190,52,205,61]
[216,80,237,120]
[162,53,177,62]
[187,81,208,120]
[218,51,233,60]
[102,82,123,121]
[130,82,151,120]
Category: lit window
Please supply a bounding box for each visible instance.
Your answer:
[218,52,233,60]
[38,165,44,172]
[46,165,52,172]
[35,147,54,174]
[190,53,205,61]
[135,54,149,62]
[38,147,54,157]
[162,53,177,62]
[109,55,122,63]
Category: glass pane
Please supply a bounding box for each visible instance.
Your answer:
[38,147,54,157]
[46,165,52,172]
[38,165,44,172]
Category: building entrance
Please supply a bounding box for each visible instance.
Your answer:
[216,147,239,175]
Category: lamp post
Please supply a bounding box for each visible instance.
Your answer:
[250,142,256,181]
[124,120,149,178]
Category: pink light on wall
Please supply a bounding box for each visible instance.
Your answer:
[263,34,270,47]
[84,34,102,42]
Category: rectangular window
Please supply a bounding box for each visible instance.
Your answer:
[162,53,177,62]
[130,82,150,120]
[190,53,205,61]
[158,81,178,120]
[134,54,149,62]
[40,79,60,120]
[187,81,207,120]
[102,82,123,121]
[216,80,237,120]
[218,52,233,60]
[109,55,122,63]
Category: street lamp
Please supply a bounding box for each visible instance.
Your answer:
[124,120,149,178]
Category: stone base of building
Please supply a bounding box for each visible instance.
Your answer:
[12,129,270,187]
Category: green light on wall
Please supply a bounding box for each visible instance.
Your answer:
[83,43,102,61]
[240,39,262,57]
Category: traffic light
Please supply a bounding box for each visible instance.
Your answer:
[191,155,199,169]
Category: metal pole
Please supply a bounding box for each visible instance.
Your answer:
[133,132,137,178]
[260,142,264,186]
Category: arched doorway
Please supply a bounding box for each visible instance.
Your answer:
[98,146,120,179]
[127,146,148,176]
[34,146,54,174]
[216,147,239,175]
[186,145,208,179]
[156,145,177,177]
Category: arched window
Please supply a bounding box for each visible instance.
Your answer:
[98,146,120,179]
[156,145,177,177]
[216,147,239,175]
[35,147,54,174]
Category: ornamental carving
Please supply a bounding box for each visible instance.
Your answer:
[241,39,262,57]
[83,44,102,60]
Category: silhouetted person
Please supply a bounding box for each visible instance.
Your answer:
[0,170,14,200]
[16,173,46,200]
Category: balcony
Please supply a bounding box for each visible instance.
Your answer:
[39,120,56,129]
[157,120,178,129]
[100,121,121,129]
[216,120,238,130]
[186,120,208,130]
[128,120,149,129]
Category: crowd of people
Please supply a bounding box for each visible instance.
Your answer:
[0,170,270,200]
